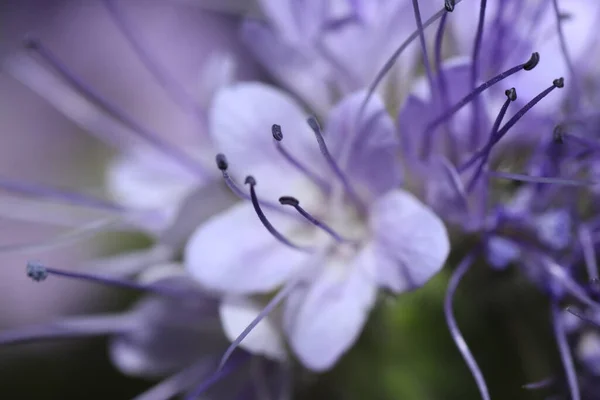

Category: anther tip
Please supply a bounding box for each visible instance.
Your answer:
[553,77,565,88]
[216,154,228,171]
[245,176,256,186]
[22,34,41,50]
[523,52,540,71]
[279,196,299,206]
[505,88,517,101]
[272,124,283,141]
[26,261,48,282]
[444,0,455,12]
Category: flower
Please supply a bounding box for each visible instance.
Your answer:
[1,1,260,275]
[185,82,450,371]
[0,261,288,399]
[242,0,437,113]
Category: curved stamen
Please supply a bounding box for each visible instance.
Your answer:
[411,0,436,92]
[460,78,563,172]
[26,261,187,298]
[102,0,206,122]
[246,176,312,252]
[444,252,490,400]
[360,0,465,115]
[215,154,292,215]
[307,117,365,212]
[22,37,207,177]
[0,177,128,213]
[272,124,329,191]
[423,52,540,158]
[279,196,350,244]
[551,301,581,400]
[466,88,517,192]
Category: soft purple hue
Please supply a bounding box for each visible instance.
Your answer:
[186,82,450,371]
[242,0,437,113]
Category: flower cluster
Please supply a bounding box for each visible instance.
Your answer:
[2,0,600,399]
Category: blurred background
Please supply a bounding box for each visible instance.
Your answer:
[0,1,566,399]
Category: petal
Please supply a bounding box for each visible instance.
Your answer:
[185,202,310,294]
[106,146,204,225]
[369,189,450,293]
[219,296,286,361]
[285,257,377,371]
[326,90,401,198]
[210,81,326,202]
[240,21,333,113]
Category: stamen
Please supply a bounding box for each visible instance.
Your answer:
[466,88,517,192]
[460,78,563,172]
[422,53,540,157]
[306,117,365,211]
[0,314,132,346]
[488,171,595,186]
[246,176,312,252]
[469,0,488,90]
[411,0,436,92]
[566,306,600,328]
[279,196,350,243]
[551,0,578,107]
[271,124,329,191]
[551,301,581,400]
[444,0,456,12]
[0,177,128,213]
[217,280,297,371]
[102,0,206,122]
[22,37,207,177]
[360,0,465,115]
[25,261,186,298]
[215,154,290,214]
[444,252,490,400]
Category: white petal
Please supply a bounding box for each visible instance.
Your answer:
[219,297,286,361]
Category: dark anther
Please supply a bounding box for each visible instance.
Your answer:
[553,125,565,144]
[505,88,517,102]
[216,153,228,171]
[523,52,540,71]
[279,196,300,206]
[245,176,257,186]
[22,34,40,49]
[553,77,565,88]
[272,124,283,141]
[444,0,455,12]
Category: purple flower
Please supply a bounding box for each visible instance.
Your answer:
[185,82,450,370]
[242,0,437,112]
[0,262,288,399]
[450,0,600,114]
